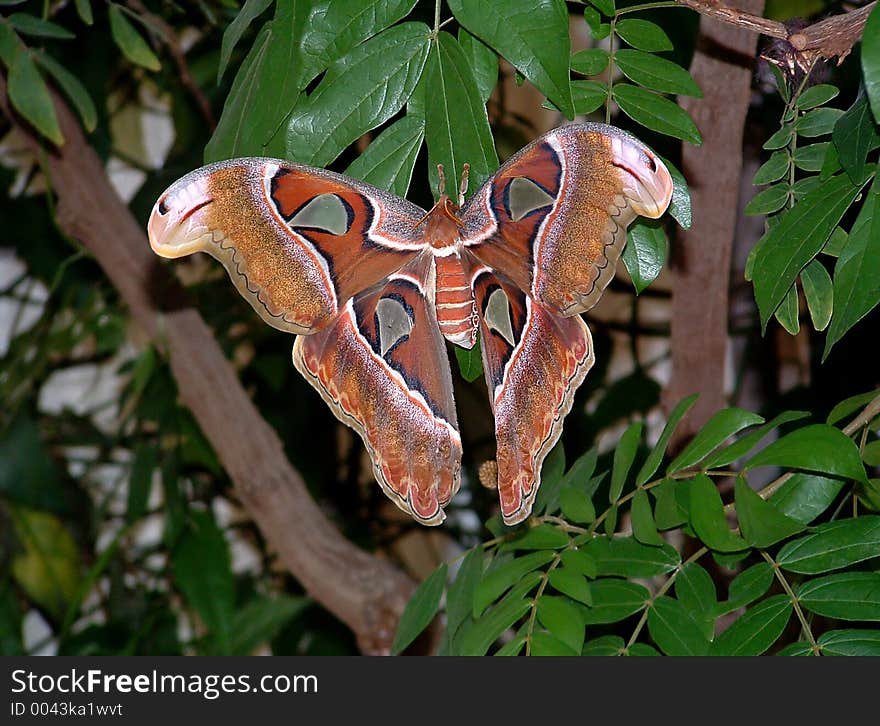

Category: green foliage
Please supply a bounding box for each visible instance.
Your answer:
[394,395,880,655]
[747,45,880,353]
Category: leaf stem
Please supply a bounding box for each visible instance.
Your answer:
[624,546,708,652]
[760,550,819,654]
[617,1,681,15]
[605,16,617,124]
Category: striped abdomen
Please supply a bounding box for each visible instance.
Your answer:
[434,253,478,348]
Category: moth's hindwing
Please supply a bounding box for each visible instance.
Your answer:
[293,256,461,524]
[470,264,595,524]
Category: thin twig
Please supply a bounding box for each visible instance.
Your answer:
[674,0,876,64]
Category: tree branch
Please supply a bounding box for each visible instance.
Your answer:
[675,0,876,64]
[0,76,414,655]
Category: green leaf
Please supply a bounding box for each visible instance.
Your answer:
[423,31,498,197]
[622,219,666,293]
[286,23,430,167]
[459,573,539,655]
[9,13,74,39]
[794,142,830,172]
[752,173,867,326]
[569,79,608,115]
[777,642,812,656]
[627,643,661,656]
[217,0,273,82]
[653,478,689,530]
[588,0,615,15]
[444,547,483,649]
[763,124,793,150]
[827,390,878,426]
[580,580,650,625]
[861,3,880,122]
[126,444,156,523]
[391,563,447,655]
[769,472,846,524]
[473,551,554,617]
[559,488,596,523]
[648,596,711,656]
[863,441,880,466]
[535,443,586,516]
[610,422,642,502]
[734,475,806,548]
[493,626,527,656]
[75,0,93,25]
[614,49,701,97]
[753,150,790,185]
[583,537,680,578]
[689,474,748,553]
[108,4,160,71]
[715,562,774,616]
[833,95,880,183]
[615,19,672,52]
[822,225,848,257]
[458,29,498,103]
[206,22,272,160]
[819,629,880,656]
[0,20,17,67]
[503,523,569,551]
[583,6,610,40]
[297,0,418,92]
[448,0,573,117]
[10,506,82,621]
[745,183,789,216]
[712,595,792,655]
[582,635,624,656]
[777,516,880,573]
[799,258,833,331]
[701,411,810,470]
[661,156,692,229]
[548,569,593,605]
[631,489,664,546]
[228,596,309,656]
[797,572,880,621]
[172,509,236,652]
[560,549,597,578]
[613,84,702,144]
[675,562,717,622]
[637,394,699,485]
[454,343,483,382]
[746,423,867,483]
[570,48,609,76]
[0,411,72,515]
[795,83,838,110]
[32,51,97,133]
[8,45,63,145]
[774,283,800,335]
[530,631,579,655]
[796,107,844,138]
[820,139,844,178]
[668,408,764,473]
[345,115,424,197]
[0,579,23,655]
[825,190,880,358]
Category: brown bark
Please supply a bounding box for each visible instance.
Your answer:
[676,0,875,64]
[665,1,765,439]
[0,77,414,655]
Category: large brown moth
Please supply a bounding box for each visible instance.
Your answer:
[147,122,673,526]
